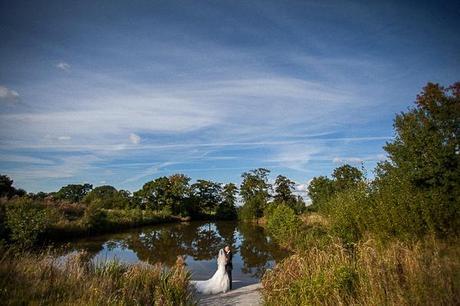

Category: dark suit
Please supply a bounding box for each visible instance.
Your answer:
[225,250,233,290]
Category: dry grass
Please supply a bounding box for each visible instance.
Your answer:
[262,237,460,306]
[0,248,196,305]
[299,212,329,228]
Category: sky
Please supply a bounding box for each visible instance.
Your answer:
[0,0,459,194]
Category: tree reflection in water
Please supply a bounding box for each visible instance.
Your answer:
[237,222,288,278]
[66,221,289,280]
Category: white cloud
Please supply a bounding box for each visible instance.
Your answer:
[4,154,101,181]
[0,154,54,165]
[0,85,19,101]
[129,133,141,145]
[333,154,386,164]
[122,161,177,184]
[56,61,71,71]
[58,136,72,141]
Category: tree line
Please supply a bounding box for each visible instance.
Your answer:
[1,170,307,221]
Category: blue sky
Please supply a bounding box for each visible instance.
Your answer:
[0,0,459,193]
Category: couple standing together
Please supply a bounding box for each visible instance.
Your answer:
[192,246,233,295]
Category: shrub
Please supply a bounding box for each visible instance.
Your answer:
[82,201,107,231]
[266,204,301,244]
[239,193,266,220]
[5,198,52,247]
[320,184,370,244]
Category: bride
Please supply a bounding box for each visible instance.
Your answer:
[192,249,230,294]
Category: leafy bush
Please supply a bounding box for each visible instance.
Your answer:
[266,204,301,243]
[82,201,107,231]
[5,198,52,247]
[238,193,266,220]
[320,184,370,244]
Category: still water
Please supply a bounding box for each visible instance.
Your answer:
[62,221,289,285]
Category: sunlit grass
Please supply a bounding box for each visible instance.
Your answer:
[0,248,196,305]
[262,235,460,305]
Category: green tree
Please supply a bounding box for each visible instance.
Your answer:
[239,168,271,219]
[84,185,130,209]
[331,164,364,192]
[168,174,192,216]
[191,179,222,214]
[377,82,460,236]
[307,176,334,209]
[273,175,298,209]
[134,177,171,211]
[55,183,93,203]
[0,174,25,198]
[216,183,238,219]
[0,175,15,198]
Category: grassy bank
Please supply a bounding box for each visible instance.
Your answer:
[1,198,215,246]
[261,210,460,305]
[0,248,196,305]
[46,208,186,240]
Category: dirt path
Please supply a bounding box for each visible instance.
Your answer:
[197,283,262,306]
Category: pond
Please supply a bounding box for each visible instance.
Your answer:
[61,221,289,286]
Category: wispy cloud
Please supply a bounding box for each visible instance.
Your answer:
[0,85,19,101]
[129,133,141,145]
[56,61,71,71]
[2,0,452,192]
[332,154,386,164]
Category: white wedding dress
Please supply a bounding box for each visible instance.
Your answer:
[192,249,230,294]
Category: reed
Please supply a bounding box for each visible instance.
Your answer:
[262,236,459,306]
[0,248,196,305]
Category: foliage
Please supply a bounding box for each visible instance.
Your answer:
[0,175,25,199]
[308,164,364,212]
[84,185,130,209]
[320,184,370,244]
[82,201,108,231]
[273,175,305,213]
[135,176,172,211]
[239,168,271,219]
[191,179,222,214]
[331,164,364,192]
[239,193,266,220]
[0,249,196,305]
[216,183,238,219]
[135,174,193,216]
[273,175,296,204]
[377,82,460,237]
[266,204,301,243]
[307,176,334,209]
[262,237,459,306]
[4,198,52,247]
[55,183,93,203]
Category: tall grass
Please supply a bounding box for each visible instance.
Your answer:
[0,248,196,305]
[262,237,459,305]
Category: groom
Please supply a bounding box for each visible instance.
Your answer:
[224,245,233,290]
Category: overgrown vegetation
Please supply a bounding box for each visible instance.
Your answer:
[262,238,459,305]
[0,248,195,305]
[262,82,460,305]
[0,171,242,246]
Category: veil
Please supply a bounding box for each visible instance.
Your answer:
[217,248,226,266]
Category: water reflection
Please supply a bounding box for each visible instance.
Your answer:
[64,221,289,282]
